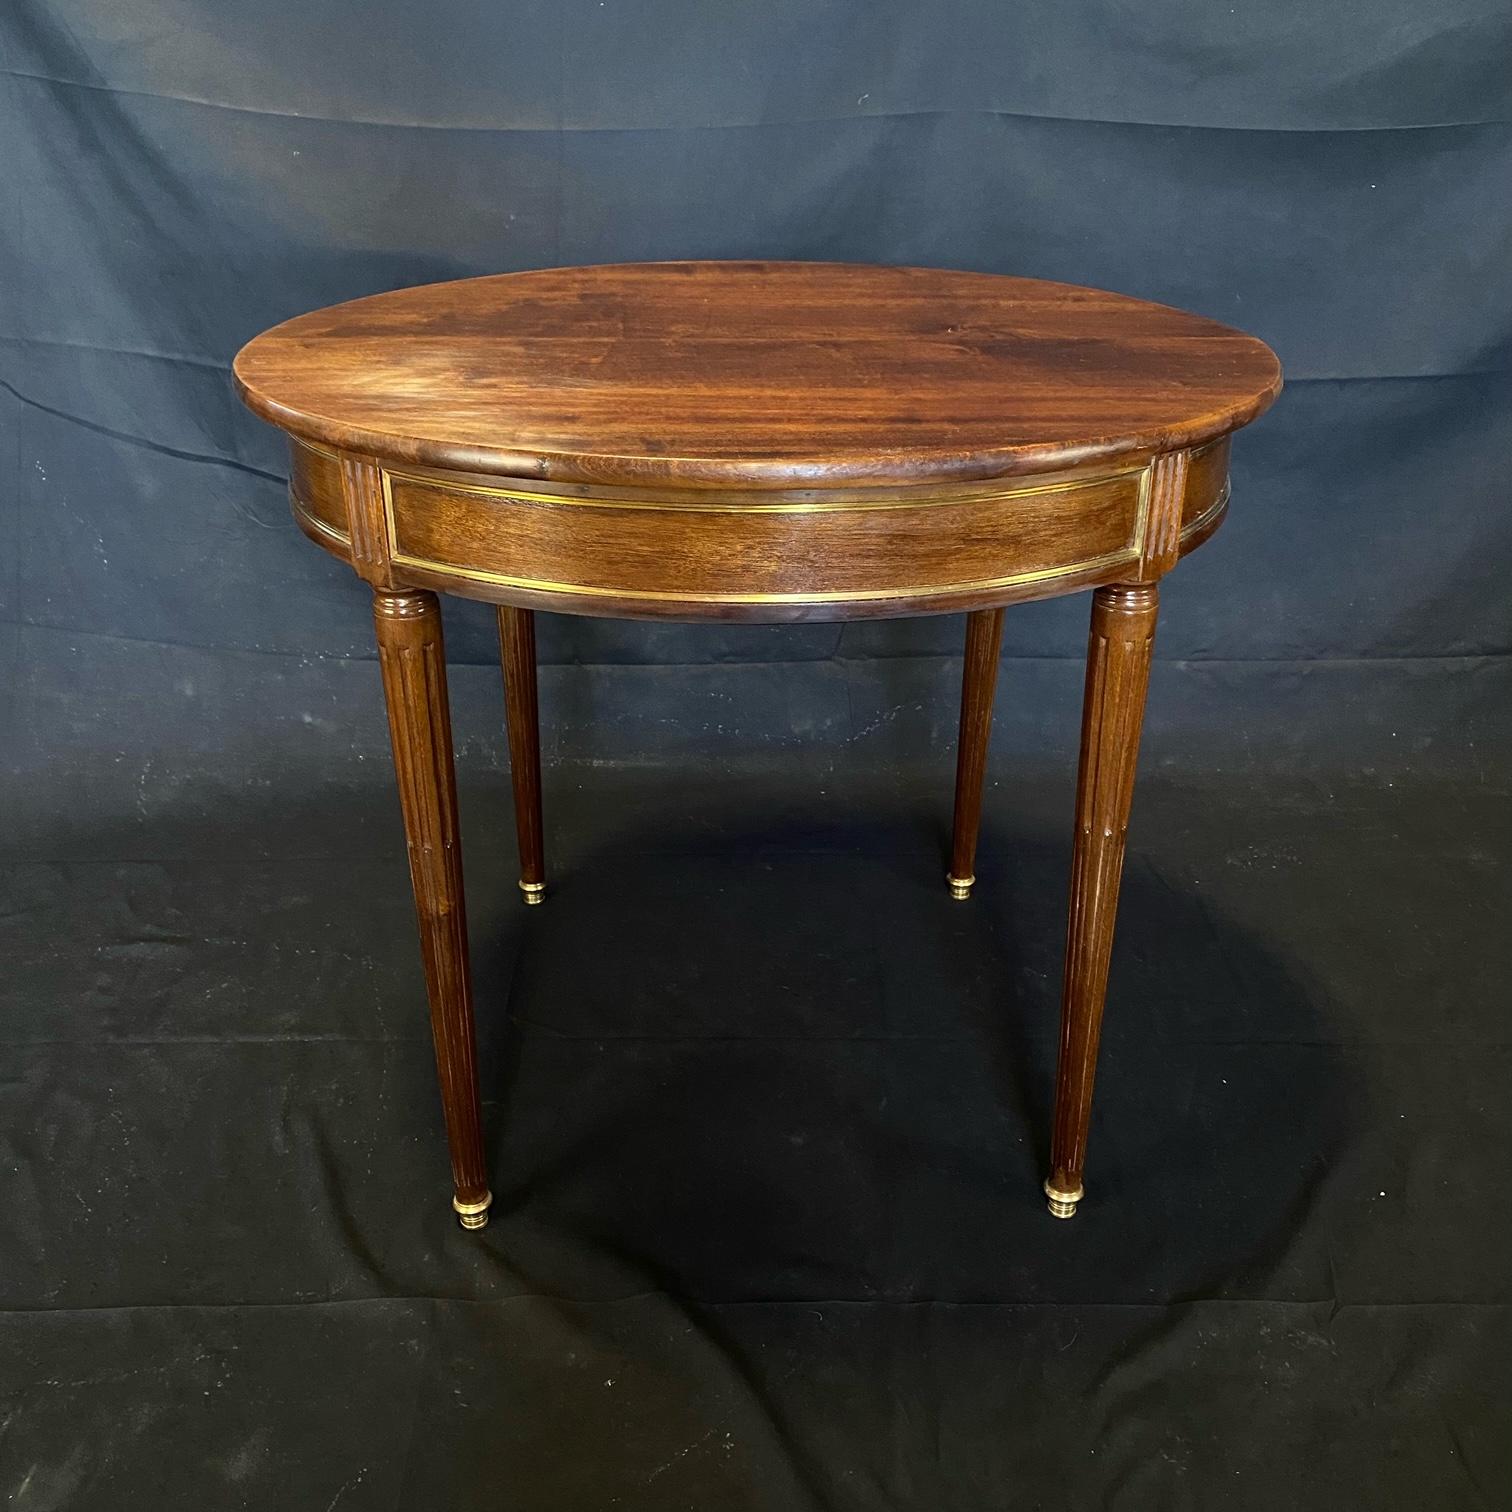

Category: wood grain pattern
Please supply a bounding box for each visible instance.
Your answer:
[372,588,491,1225]
[497,606,545,900]
[948,608,1005,896]
[1046,582,1160,1217]
[279,440,1232,622]
[285,444,1231,622]
[1181,438,1230,532]
[383,464,1148,618]
[234,262,1281,490]
[288,440,348,543]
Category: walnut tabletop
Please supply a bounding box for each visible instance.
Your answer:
[234,260,1278,489]
[234,261,1280,1232]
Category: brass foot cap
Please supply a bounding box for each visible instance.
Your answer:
[518,880,546,906]
[453,1192,493,1231]
[947,873,975,901]
[1044,1179,1084,1220]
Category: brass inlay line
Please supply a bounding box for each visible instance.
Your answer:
[1133,466,1152,553]
[382,463,1148,515]
[384,544,1141,604]
[379,453,1153,605]
[1177,481,1231,543]
[291,490,351,547]
[294,436,1211,604]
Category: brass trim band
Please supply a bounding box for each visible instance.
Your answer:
[290,489,351,547]
[385,544,1143,606]
[379,463,1152,607]
[290,449,1233,611]
[452,1192,492,1229]
[381,461,1150,516]
[1178,479,1231,543]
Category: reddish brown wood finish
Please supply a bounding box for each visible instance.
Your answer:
[380,461,1152,621]
[1181,438,1230,536]
[236,263,1279,490]
[283,441,1233,624]
[1046,582,1161,1218]
[237,262,1282,1230]
[497,606,545,903]
[948,609,1005,898]
[371,588,491,1228]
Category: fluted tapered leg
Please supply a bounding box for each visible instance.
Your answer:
[1047,582,1159,1218]
[372,588,491,1230]
[497,606,545,905]
[948,608,1005,899]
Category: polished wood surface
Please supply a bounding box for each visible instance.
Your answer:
[236,261,1279,490]
[1046,583,1161,1218]
[948,609,1005,899]
[497,606,545,904]
[280,432,1230,623]
[236,262,1281,1229]
[371,588,491,1226]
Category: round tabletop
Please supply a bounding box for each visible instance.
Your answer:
[233,261,1281,491]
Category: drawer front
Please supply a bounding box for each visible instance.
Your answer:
[286,440,1231,617]
[382,466,1151,609]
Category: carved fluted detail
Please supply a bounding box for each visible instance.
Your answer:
[1047,581,1159,1215]
[342,455,395,587]
[372,588,490,1218]
[1141,451,1189,579]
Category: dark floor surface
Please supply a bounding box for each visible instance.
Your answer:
[3,648,1511,1510]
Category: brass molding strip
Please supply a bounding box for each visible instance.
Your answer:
[1177,480,1231,543]
[381,457,1152,605]
[381,462,1150,516]
[384,544,1142,605]
[294,438,346,465]
[291,490,352,547]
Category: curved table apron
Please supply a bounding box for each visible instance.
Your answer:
[235,261,1281,1233]
[285,434,1232,621]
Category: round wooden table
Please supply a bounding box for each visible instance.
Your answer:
[234,261,1281,1231]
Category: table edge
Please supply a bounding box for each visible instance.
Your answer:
[231,360,1282,492]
